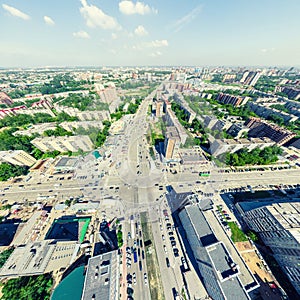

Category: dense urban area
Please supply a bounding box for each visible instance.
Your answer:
[0,66,300,300]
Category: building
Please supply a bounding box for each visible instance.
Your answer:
[14,123,57,136]
[204,116,219,130]
[173,93,196,123]
[280,86,300,100]
[51,156,79,173]
[0,91,13,106]
[0,240,77,278]
[240,71,261,86]
[244,202,300,296]
[248,102,298,123]
[222,74,236,83]
[97,84,118,104]
[217,93,250,107]
[31,99,53,110]
[178,148,208,165]
[0,150,36,167]
[81,250,119,300]
[60,121,103,132]
[246,117,296,146]
[155,101,163,117]
[179,204,252,300]
[31,135,94,153]
[164,126,181,160]
[210,137,275,157]
[226,123,250,138]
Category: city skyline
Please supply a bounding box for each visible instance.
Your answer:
[1,0,300,68]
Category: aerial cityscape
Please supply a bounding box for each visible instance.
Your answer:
[0,1,300,300]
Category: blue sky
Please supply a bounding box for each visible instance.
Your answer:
[0,0,300,67]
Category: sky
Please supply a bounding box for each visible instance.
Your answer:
[0,0,300,68]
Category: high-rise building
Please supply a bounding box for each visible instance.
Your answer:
[244,202,300,296]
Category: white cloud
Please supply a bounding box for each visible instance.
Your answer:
[119,1,157,15]
[171,5,202,33]
[80,0,121,30]
[148,39,168,48]
[150,51,162,57]
[134,25,148,36]
[261,48,275,53]
[73,30,90,39]
[2,4,30,20]
[111,33,118,40]
[44,16,55,26]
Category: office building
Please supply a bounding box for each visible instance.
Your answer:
[179,204,252,300]
[210,137,275,157]
[31,135,94,153]
[244,202,300,296]
[246,117,296,146]
[0,150,37,167]
[81,250,119,300]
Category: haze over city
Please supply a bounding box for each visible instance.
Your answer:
[1,0,300,67]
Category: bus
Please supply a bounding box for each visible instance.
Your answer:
[133,251,138,263]
[199,171,210,177]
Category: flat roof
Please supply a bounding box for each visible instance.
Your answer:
[81,251,118,300]
[55,157,79,168]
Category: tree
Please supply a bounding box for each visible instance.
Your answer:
[0,163,29,181]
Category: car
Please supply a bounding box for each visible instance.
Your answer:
[166,257,170,267]
[168,231,174,236]
[171,241,176,247]
[132,272,137,285]
[162,235,165,241]
[144,273,148,285]
[163,245,168,254]
[173,248,179,257]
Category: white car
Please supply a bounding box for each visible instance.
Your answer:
[132,272,137,285]
[144,273,148,285]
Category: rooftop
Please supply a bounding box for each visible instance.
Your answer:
[81,250,119,300]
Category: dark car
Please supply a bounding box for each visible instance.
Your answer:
[173,248,179,257]
[166,257,170,267]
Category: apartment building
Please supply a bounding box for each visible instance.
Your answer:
[173,93,196,123]
[0,150,36,167]
[31,135,94,152]
[54,105,110,121]
[280,86,300,100]
[217,93,250,107]
[164,126,181,160]
[240,71,261,86]
[210,137,275,157]
[244,203,300,296]
[246,117,296,146]
[248,102,298,123]
[59,121,103,132]
[226,123,249,138]
[222,74,236,83]
[163,103,188,145]
[0,91,13,106]
[96,85,118,104]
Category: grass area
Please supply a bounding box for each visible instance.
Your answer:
[0,247,14,268]
[227,222,248,242]
[140,212,165,300]
[79,218,90,243]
